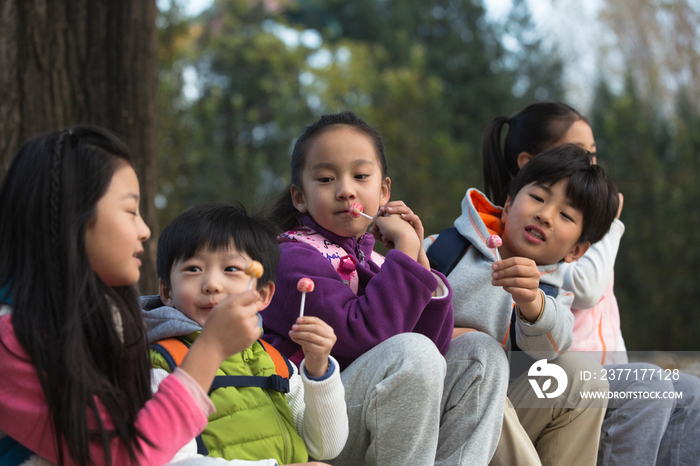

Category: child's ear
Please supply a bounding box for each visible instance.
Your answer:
[256,282,275,310]
[290,185,307,213]
[159,278,175,307]
[517,152,534,169]
[501,196,512,222]
[563,241,591,263]
[380,177,392,205]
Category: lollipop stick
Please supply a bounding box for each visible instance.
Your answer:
[494,248,501,262]
[358,211,373,220]
[299,292,306,318]
[247,277,255,291]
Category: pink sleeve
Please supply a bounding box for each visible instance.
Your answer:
[0,315,211,465]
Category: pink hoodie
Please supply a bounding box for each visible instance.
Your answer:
[0,313,213,465]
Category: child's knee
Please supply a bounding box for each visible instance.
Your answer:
[383,333,447,380]
[446,331,510,385]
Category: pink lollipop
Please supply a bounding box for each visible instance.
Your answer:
[297,277,315,317]
[487,235,502,261]
[245,260,264,290]
[349,203,373,220]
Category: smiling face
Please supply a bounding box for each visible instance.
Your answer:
[160,244,273,327]
[500,178,590,265]
[85,163,151,286]
[291,126,391,239]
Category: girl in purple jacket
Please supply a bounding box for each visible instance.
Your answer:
[263,111,510,466]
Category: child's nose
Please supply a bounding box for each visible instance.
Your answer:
[202,274,222,294]
[336,178,357,200]
[535,206,554,225]
[138,215,151,242]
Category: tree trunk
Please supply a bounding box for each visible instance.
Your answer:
[0,0,159,293]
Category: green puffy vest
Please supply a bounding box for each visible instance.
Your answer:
[150,334,308,464]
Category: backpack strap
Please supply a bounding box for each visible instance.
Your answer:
[260,339,293,379]
[151,338,292,393]
[150,337,209,455]
[0,436,33,466]
[509,283,559,353]
[210,340,292,394]
[426,227,472,276]
[151,337,191,373]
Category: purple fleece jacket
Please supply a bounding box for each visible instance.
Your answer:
[261,216,454,371]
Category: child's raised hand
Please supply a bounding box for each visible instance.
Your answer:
[491,257,543,322]
[289,316,337,378]
[370,201,422,260]
[181,290,261,391]
[377,201,426,242]
[373,201,431,270]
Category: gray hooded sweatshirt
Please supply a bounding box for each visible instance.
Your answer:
[425,188,574,360]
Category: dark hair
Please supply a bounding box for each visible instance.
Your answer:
[483,101,588,206]
[158,203,281,290]
[508,144,619,245]
[0,126,152,466]
[268,111,387,231]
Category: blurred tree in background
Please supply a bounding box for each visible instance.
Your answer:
[155,0,700,350]
[156,0,564,233]
[590,0,700,350]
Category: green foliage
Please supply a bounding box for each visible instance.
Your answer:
[591,78,700,350]
[155,0,563,256]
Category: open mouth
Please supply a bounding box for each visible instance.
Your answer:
[525,227,545,241]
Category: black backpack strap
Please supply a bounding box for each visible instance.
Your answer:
[210,374,290,394]
[0,436,34,466]
[426,227,472,276]
[510,283,559,353]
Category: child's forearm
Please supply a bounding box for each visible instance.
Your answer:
[179,336,228,393]
[516,291,544,323]
[290,358,349,460]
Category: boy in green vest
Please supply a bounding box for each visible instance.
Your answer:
[142,203,347,465]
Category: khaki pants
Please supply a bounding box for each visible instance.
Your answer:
[490,352,609,466]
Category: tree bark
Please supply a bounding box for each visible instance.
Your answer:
[0,0,159,293]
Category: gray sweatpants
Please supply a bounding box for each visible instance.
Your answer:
[598,364,700,466]
[330,332,510,466]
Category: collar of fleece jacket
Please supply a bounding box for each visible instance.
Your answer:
[299,215,377,266]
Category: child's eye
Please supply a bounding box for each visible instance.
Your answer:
[529,194,544,202]
[224,266,240,272]
[560,212,574,222]
[185,266,202,272]
[317,177,333,183]
[355,174,369,180]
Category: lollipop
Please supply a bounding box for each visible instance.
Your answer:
[349,203,373,220]
[245,260,264,290]
[487,235,502,261]
[297,277,315,317]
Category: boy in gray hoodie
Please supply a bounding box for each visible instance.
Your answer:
[426,144,619,465]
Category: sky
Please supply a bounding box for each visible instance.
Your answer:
[167,0,607,111]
